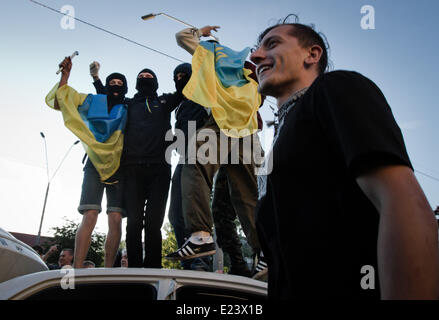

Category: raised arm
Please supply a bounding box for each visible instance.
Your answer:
[356,165,439,299]
[42,245,58,263]
[54,57,72,109]
[176,25,220,55]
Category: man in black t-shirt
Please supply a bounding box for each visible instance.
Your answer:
[249,17,439,299]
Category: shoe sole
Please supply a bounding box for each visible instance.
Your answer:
[252,268,268,280]
[165,250,216,261]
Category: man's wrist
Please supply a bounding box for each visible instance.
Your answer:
[60,74,69,86]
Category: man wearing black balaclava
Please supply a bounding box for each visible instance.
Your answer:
[165,27,266,279]
[50,58,129,270]
[168,63,256,277]
[122,67,183,269]
[90,61,127,102]
[168,63,210,271]
[105,72,127,108]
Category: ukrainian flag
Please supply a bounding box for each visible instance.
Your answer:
[183,41,261,138]
[45,83,127,182]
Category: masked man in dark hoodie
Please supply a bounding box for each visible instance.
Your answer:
[124,68,183,268]
[168,63,256,276]
[50,57,128,269]
[168,62,210,271]
[165,27,267,279]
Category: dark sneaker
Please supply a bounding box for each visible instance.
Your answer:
[229,263,252,278]
[190,258,210,272]
[166,239,216,261]
[252,253,268,280]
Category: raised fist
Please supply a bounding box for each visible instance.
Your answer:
[58,56,72,76]
[89,61,100,78]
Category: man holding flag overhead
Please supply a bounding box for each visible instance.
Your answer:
[45,56,128,268]
[166,26,266,273]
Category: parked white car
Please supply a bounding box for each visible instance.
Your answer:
[0,228,267,300]
[0,268,267,300]
[0,228,48,283]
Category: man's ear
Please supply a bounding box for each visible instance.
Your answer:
[304,44,323,69]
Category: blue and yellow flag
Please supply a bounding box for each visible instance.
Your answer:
[183,41,261,138]
[45,83,127,181]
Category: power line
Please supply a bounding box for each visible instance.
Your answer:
[413,161,439,177]
[414,169,439,183]
[28,1,281,102]
[28,0,186,63]
[265,97,277,106]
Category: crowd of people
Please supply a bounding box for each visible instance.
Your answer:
[43,16,439,300]
[33,244,127,269]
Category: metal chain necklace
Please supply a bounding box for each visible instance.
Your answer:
[277,87,309,123]
[273,87,309,142]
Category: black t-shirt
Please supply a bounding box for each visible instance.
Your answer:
[255,71,412,300]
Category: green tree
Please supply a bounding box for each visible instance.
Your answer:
[161,222,182,270]
[43,218,105,267]
[235,219,254,261]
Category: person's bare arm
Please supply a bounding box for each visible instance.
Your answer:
[42,245,58,262]
[357,165,439,299]
[54,57,72,110]
[175,25,220,55]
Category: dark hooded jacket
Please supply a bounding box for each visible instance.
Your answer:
[173,63,208,151]
[122,68,183,165]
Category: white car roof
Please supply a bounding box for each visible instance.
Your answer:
[0,268,267,300]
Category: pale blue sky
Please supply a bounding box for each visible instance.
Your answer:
[1,0,438,237]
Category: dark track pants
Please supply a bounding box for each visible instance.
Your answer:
[124,163,171,268]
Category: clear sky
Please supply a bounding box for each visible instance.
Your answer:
[1,0,438,240]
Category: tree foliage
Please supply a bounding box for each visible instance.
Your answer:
[235,220,254,261]
[43,218,105,267]
[161,222,182,270]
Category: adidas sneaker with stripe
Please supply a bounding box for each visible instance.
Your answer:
[165,238,216,261]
